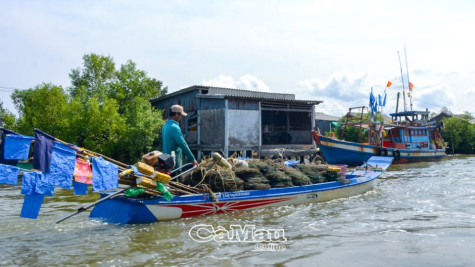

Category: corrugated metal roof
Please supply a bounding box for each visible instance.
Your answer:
[197,94,322,105]
[150,85,322,104]
[206,86,294,100]
[314,112,340,121]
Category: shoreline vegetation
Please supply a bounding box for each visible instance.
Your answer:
[1,53,474,159]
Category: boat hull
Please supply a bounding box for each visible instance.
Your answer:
[313,133,446,165]
[90,157,393,224]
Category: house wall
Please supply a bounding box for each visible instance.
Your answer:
[316,120,331,134]
[198,98,226,149]
[200,109,225,147]
[151,87,319,158]
[228,110,260,149]
[153,90,200,119]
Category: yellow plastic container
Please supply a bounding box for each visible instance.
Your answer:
[135,162,171,184]
[136,177,157,189]
[327,165,341,172]
[212,152,232,169]
[135,162,155,175]
[151,171,171,184]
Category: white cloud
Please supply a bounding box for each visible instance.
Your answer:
[466,88,475,96]
[412,85,455,111]
[239,75,270,92]
[201,75,236,89]
[297,72,369,101]
[295,72,373,116]
[202,75,270,92]
[1,1,474,117]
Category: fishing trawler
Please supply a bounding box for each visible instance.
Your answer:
[314,49,446,165]
[313,110,446,165]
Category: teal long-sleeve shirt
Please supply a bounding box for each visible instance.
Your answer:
[161,120,195,167]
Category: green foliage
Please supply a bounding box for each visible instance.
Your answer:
[69,54,116,102]
[117,97,164,162]
[0,101,16,129]
[441,114,475,154]
[68,96,126,157]
[330,111,383,143]
[440,106,453,116]
[11,83,70,136]
[8,53,168,163]
[111,60,167,113]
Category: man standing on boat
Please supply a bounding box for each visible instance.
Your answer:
[161,104,198,168]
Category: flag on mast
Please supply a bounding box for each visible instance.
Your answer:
[409,82,414,91]
[386,81,392,87]
[369,89,376,116]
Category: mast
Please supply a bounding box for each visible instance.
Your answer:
[397,51,407,112]
[404,46,413,111]
[396,92,400,114]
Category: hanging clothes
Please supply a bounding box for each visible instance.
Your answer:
[21,171,55,196]
[0,128,20,166]
[45,142,76,190]
[0,163,20,185]
[2,133,33,160]
[73,181,89,195]
[20,193,45,219]
[33,129,55,173]
[91,157,119,192]
[73,158,93,184]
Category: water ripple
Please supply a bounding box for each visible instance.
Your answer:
[1,156,475,265]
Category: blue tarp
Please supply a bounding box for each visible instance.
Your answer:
[0,163,20,185]
[45,142,76,190]
[20,193,45,219]
[21,171,54,196]
[73,181,88,195]
[284,160,300,167]
[130,165,144,176]
[92,157,119,192]
[3,134,33,160]
[0,128,20,166]
[33,129,55,173]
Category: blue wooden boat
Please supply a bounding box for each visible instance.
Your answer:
[313,110,446,165]
[89,156,393,224]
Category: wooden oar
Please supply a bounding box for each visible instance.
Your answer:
[55,188,127,224]
[54,137,129,168]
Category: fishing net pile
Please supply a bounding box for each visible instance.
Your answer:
[182,157,343,192]
[182,158,244,192]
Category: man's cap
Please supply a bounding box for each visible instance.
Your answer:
[171,104,188,116]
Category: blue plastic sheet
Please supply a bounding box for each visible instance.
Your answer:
[33,129,55,173]
[92,157,119,192]
[0,163,20,185]
[20,193,45,219]
[0,128,19,166]
[284,160,300,167]
[3,134,33,160]
[73,181,88,195]
[45,142,76,190]
[21,171,54,196]
[130,165,144,176]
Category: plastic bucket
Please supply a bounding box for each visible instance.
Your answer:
[335,164,347,178]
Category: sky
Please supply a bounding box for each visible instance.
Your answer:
[1,0,475,117]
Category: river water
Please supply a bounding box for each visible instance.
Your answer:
[1,155,474,266]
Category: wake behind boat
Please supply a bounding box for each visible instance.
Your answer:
[89,156,393,224]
